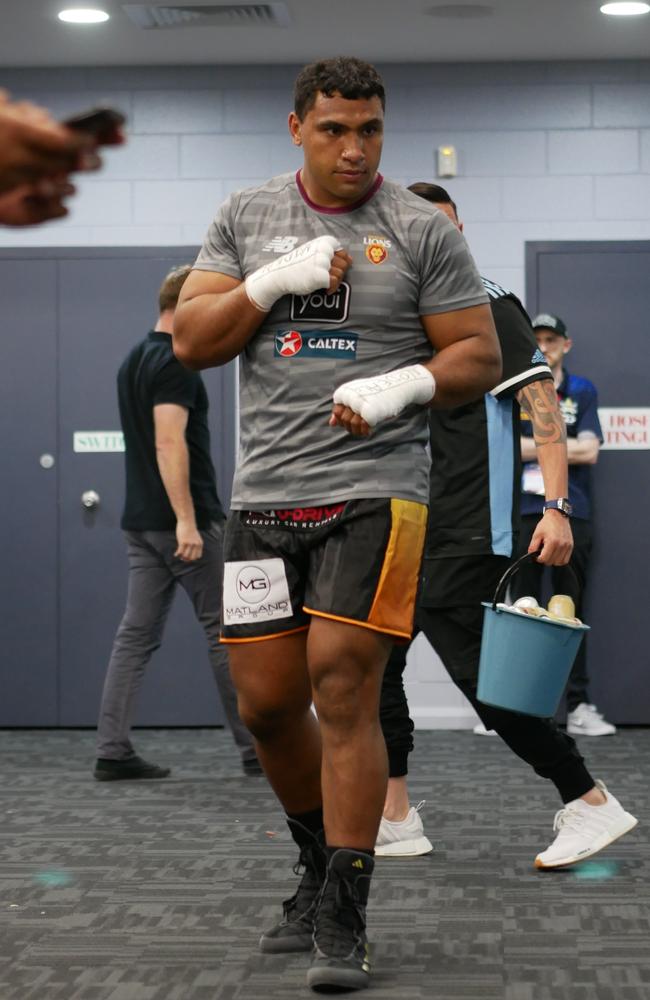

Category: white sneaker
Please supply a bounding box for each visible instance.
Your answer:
[567,702,617,736]
[375,800,433,857]
[535,780,638,869]
[473,722,497,735]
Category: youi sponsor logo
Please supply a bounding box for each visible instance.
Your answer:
[291,281,350,324]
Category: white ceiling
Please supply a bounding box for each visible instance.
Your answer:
[2,0,650,67]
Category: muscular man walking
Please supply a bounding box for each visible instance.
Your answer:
[174,59,500,992]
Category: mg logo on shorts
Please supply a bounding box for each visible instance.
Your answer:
[274,329,358,360]
[236,565,271,604]
[223,558,293,625]
[291,281,350,324]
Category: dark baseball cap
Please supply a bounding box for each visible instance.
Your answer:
[531,313,568,338]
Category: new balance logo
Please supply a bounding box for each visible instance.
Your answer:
[262,236,300,254]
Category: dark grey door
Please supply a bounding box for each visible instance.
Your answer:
[0,260,58,725]
[1,247,237,727]
[526,241,650,723]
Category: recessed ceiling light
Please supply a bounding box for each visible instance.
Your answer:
[58,8,110,23]
[600,2,650,15]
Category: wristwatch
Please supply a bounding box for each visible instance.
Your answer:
[543,498,573,518]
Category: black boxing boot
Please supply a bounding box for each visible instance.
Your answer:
[307,848,374,992]
[259,818,326,954]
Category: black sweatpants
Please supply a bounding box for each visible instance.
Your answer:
[512,515,593,711]
[379,560,595,804]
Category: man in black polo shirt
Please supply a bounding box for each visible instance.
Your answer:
[94,264,257,780]
[376,185,636,870]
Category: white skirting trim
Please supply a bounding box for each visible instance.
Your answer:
[410,706,479,730]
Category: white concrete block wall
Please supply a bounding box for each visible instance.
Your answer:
[593,83,650,126]
[3,59,649,267]
[547,129,639,174]
[404,634,479,730]
[641,131,650,169]
[4,59,650,728]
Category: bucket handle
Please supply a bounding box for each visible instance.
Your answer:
[491,551,580,611]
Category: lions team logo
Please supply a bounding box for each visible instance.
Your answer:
[365,241,388,265]
[363,234,391,265]
[275,330,303,357]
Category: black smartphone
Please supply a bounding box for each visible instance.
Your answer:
[63,107,126,143]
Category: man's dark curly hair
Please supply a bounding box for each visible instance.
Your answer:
[294,57,386,121]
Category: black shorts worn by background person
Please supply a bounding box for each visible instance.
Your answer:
[220,498,428,643]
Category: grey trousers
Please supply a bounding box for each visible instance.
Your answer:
[96,520,255,762]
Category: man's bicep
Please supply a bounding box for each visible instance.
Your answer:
[153,403,190,440]
[420,303,497,352]
[490,298,552,397]
[178,268,242,306]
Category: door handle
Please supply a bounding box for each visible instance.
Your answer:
[81,490,100,509]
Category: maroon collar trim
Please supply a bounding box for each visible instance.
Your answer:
[295,170,383,214]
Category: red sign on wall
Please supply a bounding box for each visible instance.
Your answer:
[598,408,650,450]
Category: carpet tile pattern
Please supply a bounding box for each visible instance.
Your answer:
[0,728,647,999]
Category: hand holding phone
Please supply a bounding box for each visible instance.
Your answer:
[63,107,126,145]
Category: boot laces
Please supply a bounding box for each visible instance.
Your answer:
[553,802,587,835]
[315,876,366,957]
[282,842,322,921]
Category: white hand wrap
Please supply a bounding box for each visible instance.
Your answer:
[333,364,436,428]
[245,234,340,312]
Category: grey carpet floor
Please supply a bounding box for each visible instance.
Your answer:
[0,727,647,1000]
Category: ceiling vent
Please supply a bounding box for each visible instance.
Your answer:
[122,3,291,29]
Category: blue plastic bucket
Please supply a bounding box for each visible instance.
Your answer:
[477,553,589,718]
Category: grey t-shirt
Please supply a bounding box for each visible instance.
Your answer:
[195,172,488,508]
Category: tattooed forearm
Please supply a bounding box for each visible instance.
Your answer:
[517,379,567,446]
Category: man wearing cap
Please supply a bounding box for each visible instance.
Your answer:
[512,313,615,736]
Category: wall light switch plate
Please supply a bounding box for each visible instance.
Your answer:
[437,145,458,178]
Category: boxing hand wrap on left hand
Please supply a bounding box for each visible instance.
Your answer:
[333,364,436,428]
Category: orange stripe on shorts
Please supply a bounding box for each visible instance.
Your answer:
[367,499,428,637]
